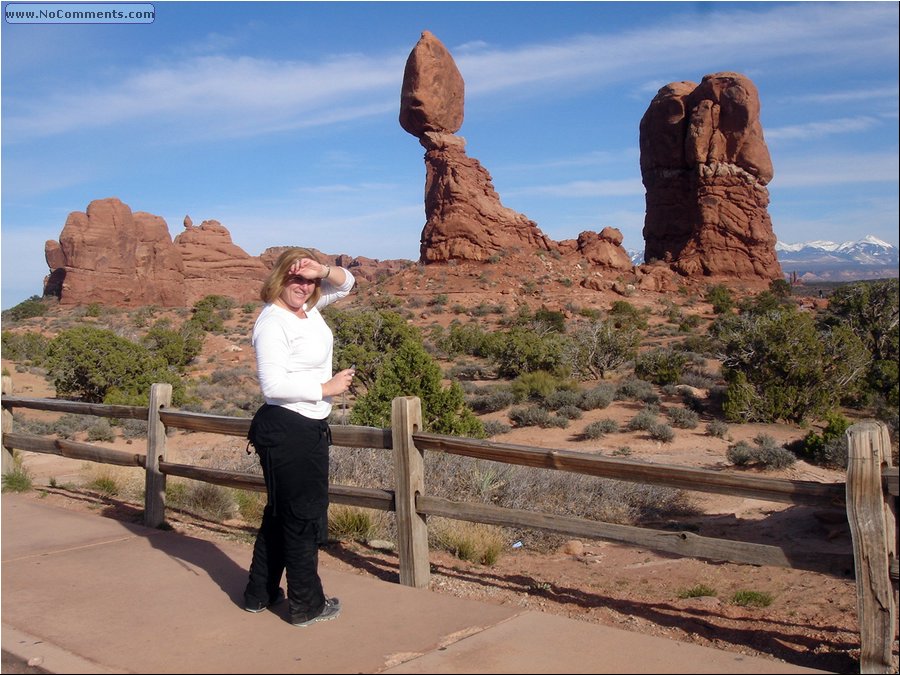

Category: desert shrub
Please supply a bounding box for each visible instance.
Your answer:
[430,518,506,565]
[85,472,120,496]
[544,389,583,410]
[328,505,387,542]
[436,322,489,358]
[822,279,899,409]
[555,405,583,420]
[188,295,234,333]
[449,362,495,381]
[2,295,49,322]
[731,590,773,608]
[565,319,640,379]
[508,406,551,428]
[713,307,868,423]
[1,330,51,365]
[678,584,717,599]
[46,326,185,405]
[615,378,659,404]
[793,412,852,468]
[2,454,33,493]
[578,384,615,410]
[582,418,619,439]
[86,418,116,442]
[678,389,705,413]
[326,308,420,389]
[483,326,568,377]
[705,420,729,439]
[627,408,659,432]
[48,413,95,438]
[770,279,792,298]
[705,284,734,314]
[634,348,688,386]
[679,370,718,390]
[468,389,515,413]
[678,314,703,332]
[667,407,699,429]
[350,340,484,438]
[533,307,567,333]
[166,480,237,521]
[510,370,573,403]
[609,301,649,330]
[648,423,675,443]
[674,334,716,356]
[329,447,395,499]
[142,319,203,370]
[83,302,103,317]
[543,414,570,429]
[482,420,512,436]
[233,489,265,523]
[727,435,796,470]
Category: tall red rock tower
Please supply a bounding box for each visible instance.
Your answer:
[400,31,553,263]
[639,73,782,279]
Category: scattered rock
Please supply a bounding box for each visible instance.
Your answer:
[559,539,584,556]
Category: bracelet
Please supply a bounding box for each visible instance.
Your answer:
[321,264,331,279]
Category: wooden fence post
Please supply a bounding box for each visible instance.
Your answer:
[392,396,430,588]
[846,421,896,674]
[2,375,14,474]
[144,383,172,528]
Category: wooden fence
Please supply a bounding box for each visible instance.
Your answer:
[2,379,897,673]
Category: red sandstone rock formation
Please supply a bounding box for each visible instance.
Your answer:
[173,219,268,303]
[43,198,186,306]
[400,31,632,275]
[399,30,464,136]
[640,72,782,279]
[43,198,397,307]
[400,31,556,264]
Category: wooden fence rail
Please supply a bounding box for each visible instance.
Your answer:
[2,381,897,673]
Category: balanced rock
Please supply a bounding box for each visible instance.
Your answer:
[640,72,782,279]
[399,30,464,136]
[401,31,554,263]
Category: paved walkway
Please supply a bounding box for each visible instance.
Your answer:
[1,494,828,674]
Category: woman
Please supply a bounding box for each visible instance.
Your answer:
[243,247,355,627]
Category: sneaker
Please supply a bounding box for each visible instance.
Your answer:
[291,597,341,627]
[244,588,285,613]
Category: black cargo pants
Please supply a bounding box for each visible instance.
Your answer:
[243,404,331,621]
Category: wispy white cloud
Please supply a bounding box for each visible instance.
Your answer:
[226,203,423,260]
[4,3,895,145]
[508,178,643,198]
[782,85,899,105]
[772,152,899,188]
[459,4,898,95]
[4,53,404,142]
[496,148,639,173]
[766,116,883,142]
[294,182,404,194]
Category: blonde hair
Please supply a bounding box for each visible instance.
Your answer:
[260,247,323,307]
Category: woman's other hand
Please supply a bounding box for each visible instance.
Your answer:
[322,367,355,398]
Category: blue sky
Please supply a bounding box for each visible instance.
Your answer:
[2,1,898,309]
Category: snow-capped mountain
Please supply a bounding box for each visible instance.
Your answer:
[627,235,898,280]
[776,235,898,279]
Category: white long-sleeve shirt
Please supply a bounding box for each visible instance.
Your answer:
[252,270,355,419]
